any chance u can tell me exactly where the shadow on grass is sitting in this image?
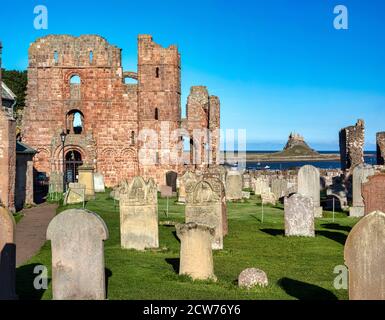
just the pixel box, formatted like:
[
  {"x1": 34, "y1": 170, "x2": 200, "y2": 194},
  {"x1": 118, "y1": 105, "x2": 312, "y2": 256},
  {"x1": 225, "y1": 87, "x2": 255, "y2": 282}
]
[
  {"x1": 105, "y1": 268, "x2": 112, "y2": 298},
  {"x1": 316, "y1": 230, "x2": 347, "y2": 245},
  {"x1": 321, "y1": 223, "x2": 352, "y2": 232},
  {"x1": 16, "y1": 263, "x2": 50, "y2": 300},
  {"x1": 172, "y1": 231, "x2": 181, "y2": 244},
  {"x1": 278, "y1": 277, "x2": 338, "y2": 300},
  {"x1": 260, "y1": 228, "x2": 284, "y2": 236},
  {"x1": 165, "y1": 258, "x2": 180, "y2": 274}
]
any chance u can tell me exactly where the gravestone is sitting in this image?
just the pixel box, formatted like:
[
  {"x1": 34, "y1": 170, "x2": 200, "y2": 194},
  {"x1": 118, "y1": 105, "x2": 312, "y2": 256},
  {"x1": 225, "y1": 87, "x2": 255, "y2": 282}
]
[
  {"x1": 362, "y1": 174, "x2": 385, "y2": 215},
  {"x1": 176, "y1": 222, "x2": 216, "y2": 281},
  {"x1": 119, "y1": 177, "x2": 158, "y2": 250},
  {"x1": 261, "y1": 191, "x2": 277, "y2": 206},
  {"x1": 46, "y1": 209, "x2": 109, "y2": 300},
  {"x1": 178, "y1": 171, "x2": 199, "y2": 203},
  {"x1": 64, "y1": 182, "x2": 85, "y2": 205},
  {"x1": 78, "y1": 165, "x2": 95, "y2": 200},
  {"x1": 225, "y1": 170, "x2": 243, "y2": 200},
  {"x1": 0, "y1": 207, "x2": 17, "y2": 300},
  {"x1": 344, "y1": 211, "x2": 385, "y2": 300},
  {"x1": 242, "y1": 173, "x2": 251, "y2": 189},
  {"x1": 271, "y1": 178, "x2": 288, "y2": 200},
  {"x1": 298, "y1": 165, "x2": 322, "y2": 218},
  {"x1": 284, "y1": 193, "x2": 314, "y2": 237},
  {"x1": 94, "y1": 172, "x2": 105, "y2": 193},
  {"x1": 252, "y1": 177, "x2": 270, "y2": 196},
  {"x1": 166, "y1": 171, "x2": 178, "y2": 192},
  {"x1": 186, "y1": 178, "x2": 227, "y2": 249},
  {"x1": 349, "y1": 164, "x2": 375, "y2": 217}
]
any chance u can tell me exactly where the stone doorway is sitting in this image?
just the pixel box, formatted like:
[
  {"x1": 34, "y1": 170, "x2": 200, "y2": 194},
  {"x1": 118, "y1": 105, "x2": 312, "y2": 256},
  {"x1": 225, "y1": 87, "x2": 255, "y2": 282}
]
[{"x1": 65, "y1": 150, "x2": 83, "y2": 183}]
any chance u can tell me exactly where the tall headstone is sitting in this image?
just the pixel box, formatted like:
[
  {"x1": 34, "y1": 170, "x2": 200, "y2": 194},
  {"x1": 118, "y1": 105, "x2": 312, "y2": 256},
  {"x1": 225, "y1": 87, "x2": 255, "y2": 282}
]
[
  {"x1": 166, "y1": 171, "x2": 177, "y2": 192},
  {"x1": 119, "y1": 177, "x2": 159, "y2": 250},
  {"x1": 176, "y1": 222, "x2": 216, "y2": 281},
  {"x1": 362, "y1": 174, "x2": 385, "y2": 215},
  {"x1": 46, "y1": 209, "x2": 109, "y2": 300},
  {"x1": 349, "y1": 164, "x2": 375, "y2": 217},
  {"x1": 186, "y1": 178, "x2": 227, "y2": 249},
  {"x1": 344, "y1": 211, "x2": 385, "y2": 300},
  {"x1": 284, "y1": 193, "x2": 315, "y2": 237},
  {"x1": 78, "y1": 165, "x2": 95, "y2": 200},
  {"x1": 225, "y1": 170, "x2": 243, "y2": 200},
  {"x1": 0, "y1": 207, "x2": 17, "y2": 300},
  {"x1": 94, "y1": 172, "x2": 105, "y2": 193},
  {"x1": 298, "y1": 165, "x2": 322, "y2": 218}
]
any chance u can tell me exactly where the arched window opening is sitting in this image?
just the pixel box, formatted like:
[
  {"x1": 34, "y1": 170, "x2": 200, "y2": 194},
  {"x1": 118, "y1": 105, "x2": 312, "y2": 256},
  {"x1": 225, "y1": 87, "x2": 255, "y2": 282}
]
[
  {"x1": 66, "y1": 110, "x2": 84, "y2": 135},
  {"x1": 54, "y1": 51, "x2": 59, "y2": 64},
  {"x1": 89, "y1": 50, "x2": 93, "y2": 63},
  {"x1": 155, "y1": 67, "x2": 160, "y2": 78},
  {"x1": 155, "y1": 108, "x2": 159, "y2": 120},
  {"x1": 130, "y1": 131, "x2": 135, "y2": 145},
  {"x1": 69, "y1": 75, "x2": 81, "y2": 100}
]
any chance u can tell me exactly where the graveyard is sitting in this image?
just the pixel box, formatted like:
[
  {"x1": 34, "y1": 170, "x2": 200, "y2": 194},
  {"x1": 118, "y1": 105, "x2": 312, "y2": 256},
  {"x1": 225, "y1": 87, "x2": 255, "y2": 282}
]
[{"x1": 14, "y1": 190, "x2": 356, "y2": 300}]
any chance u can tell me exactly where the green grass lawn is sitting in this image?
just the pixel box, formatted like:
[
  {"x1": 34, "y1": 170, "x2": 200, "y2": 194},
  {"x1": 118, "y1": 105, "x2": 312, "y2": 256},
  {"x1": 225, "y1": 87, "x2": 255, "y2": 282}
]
[{"x1": 16, "y1": 190, "x2": 358, "y2": 300}]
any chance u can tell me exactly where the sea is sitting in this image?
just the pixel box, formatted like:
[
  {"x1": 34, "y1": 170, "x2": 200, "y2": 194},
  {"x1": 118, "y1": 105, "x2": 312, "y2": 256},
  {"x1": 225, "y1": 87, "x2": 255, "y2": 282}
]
[{"x1": 243, "y1": 151, "x2": 377, "y2": 171}]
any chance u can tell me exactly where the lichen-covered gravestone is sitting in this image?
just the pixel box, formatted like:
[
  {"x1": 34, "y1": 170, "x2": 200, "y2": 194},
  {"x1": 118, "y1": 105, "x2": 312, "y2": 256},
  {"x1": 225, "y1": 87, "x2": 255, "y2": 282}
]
[
  {"x1": 225, "y1": 170, "x2": 243, "y2": 200},
  {"x1": 362, "y1": 173, "x2": 385, "y2": 215},
  {"x1": 176, "y1": 222, "x2": 216, "y2": 281},
  {"x1": 349, "y1": 164, "x2": 375, "y2": 217},
  {"x1": 298, "y1": 165, "x2": 322, "y2": 217},
  {"x1": 46, "y1": 209, "x2": 109, "y2": 300},
  {"x1": 186, "y1": 178, "x2": 227, "y2": 249},
  {"x1": 271, "y1": 178, "x2": 289, "y2": 199},
  {"x1": 178, "y1": 171, "x2": 199, "y2": 203},
  {"x1": 252, "y1": 177, "x2": 270, "y2": 195},
  {"x1": 0, "y1": 207, "x2": 17, "y2": 300},
  {"x1": 284, "y1": 193, "x2": 315, "y2": 237},
  {"x1": 64, "y1": 182, "x2": 85, "y2": 205},
  {"x1": 238, "y1": 268, "x2": 268, "y2": 289},
  {"x1": 344, "y1": 211, "x2": 385, "y2": 300},
  {"x1": 119, "y1": 177, "x2": 158, "y2": 250}
]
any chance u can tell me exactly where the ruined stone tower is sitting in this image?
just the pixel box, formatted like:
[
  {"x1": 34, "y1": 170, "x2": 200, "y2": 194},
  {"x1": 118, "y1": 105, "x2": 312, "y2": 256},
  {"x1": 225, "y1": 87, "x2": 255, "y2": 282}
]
[
  {"x1": 21, "y1": 35, "x2": 220, "y2": 188},
  {"x1": 339, "y1": 119, "x2": 365, "y2": 173},
  {"x1": 376, "y1": 132, "x2": 385, "y2": 165}
]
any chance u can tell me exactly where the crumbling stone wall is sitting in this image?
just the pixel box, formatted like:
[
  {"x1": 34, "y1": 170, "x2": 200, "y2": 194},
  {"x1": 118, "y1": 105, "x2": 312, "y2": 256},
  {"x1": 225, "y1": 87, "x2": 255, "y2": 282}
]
[
  {"x1": 376, "y1": 132, "x2": 385, "y2": 165},
  {"x1": 21, "y1": 35, "x2": 219, "y2": 187},
  {"x1": 0, "y1": 43, "x2": 16, "y2": 211},
  {"x1": 339, "y1": 119, "x2": 365, "y2": 173}
]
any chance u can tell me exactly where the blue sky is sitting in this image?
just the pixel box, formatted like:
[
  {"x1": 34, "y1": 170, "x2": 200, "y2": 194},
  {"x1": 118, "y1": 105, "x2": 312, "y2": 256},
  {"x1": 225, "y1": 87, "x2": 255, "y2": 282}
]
[{"x1": 1, "y1": 0, "x2": 384, "y2": 150}]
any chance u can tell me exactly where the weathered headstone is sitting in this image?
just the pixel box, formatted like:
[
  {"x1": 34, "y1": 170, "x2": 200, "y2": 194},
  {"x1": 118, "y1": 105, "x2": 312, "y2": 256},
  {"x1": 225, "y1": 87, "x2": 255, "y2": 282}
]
[
  {"x1": 349, "y1": 164, "x2": 375, "y2": 217},
  {"x1": 271, "y1": 178, "x2": 289, "y2": 200},
  {"x1": 284, "y1": 193, "x2": 315, "y2": 237},
  {"x1": 344, "y1": 211, "x2": 385, "y2": 300},
  {"x1": 78, "y1": 165, "x2": 95, "y2": 200},
  {"x1": 261, "y1": 191, "x2": 277, "y2": 206},
  {"x1": 225, "y1": 170, "x2": 243, "y2": 200},
  {"x1": 176, "y1": 222, "x2": 216, "y2": 281},
  {"x1": 46, "y1": 209, "x2": 109, "y2": 300},
  {"x1": 160, "y1": 185, "x2": 172, "y2": 198},
  {"x1": 298, "y1": 165, "x2": 322, "y2": 218},
  {"x1": 94, "y1": 172, "x2": 105, "y2": 193},
  {"x1": 238, "y1": 268, "x2": 268, "y2": 289},
  {"x1": 186, "y1": 178, "x2": 227, "y2": 249},
  {"x1": 64, "y1": 182, "x2": 85, "y2": 205},
  {"x1": 178, "y1": 171, "x2": 199, "y2": 203},
  {"x1": 242, "y1": 173, "x2": 251, "y2": 189},
  {"x1": 252, "y1": 177, "x2": 270, "y2": 196},
  {"x1": 166, "y1": 171, "x2": 178, "y2": 192},
  {"x1": 119, "y1": 177, "x2": 159, "y2": 250},
  {"x1": 362, "y1": 174, "x2": 385, "y2": 215},
  {"x1": 0, "y1": 207, "x2": 17, "y2": 300}
]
